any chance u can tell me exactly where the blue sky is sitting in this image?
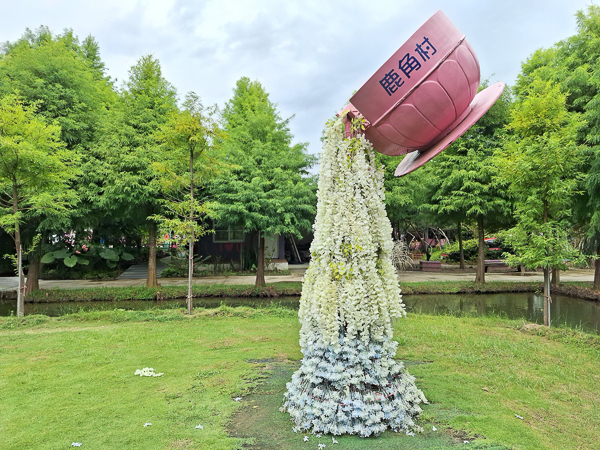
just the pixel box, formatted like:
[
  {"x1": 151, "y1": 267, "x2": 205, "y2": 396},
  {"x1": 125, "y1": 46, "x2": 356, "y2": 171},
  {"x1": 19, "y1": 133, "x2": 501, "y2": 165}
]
[{"x1": 0, "y1": 0, "x2": 595, "y2": 158}]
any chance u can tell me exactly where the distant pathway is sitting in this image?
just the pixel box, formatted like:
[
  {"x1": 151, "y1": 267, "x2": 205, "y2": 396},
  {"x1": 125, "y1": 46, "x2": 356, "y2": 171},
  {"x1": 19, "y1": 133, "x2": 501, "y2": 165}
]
[{"x1": 116, "y1": 260, "x2": 167, "y2": 280}]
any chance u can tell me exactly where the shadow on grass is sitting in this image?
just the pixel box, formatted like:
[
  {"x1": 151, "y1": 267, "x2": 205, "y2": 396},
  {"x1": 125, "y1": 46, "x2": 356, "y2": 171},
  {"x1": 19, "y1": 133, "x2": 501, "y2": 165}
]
[{"x1": 227, "y1": 360, "x2": 510, "y2": 449}]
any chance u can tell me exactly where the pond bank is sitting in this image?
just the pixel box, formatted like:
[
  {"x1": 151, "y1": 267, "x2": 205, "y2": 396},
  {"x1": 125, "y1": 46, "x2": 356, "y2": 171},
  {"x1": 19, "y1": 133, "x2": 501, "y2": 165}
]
[{"x1": 0, "y1": 279, "x2": 597, "y2": 303}]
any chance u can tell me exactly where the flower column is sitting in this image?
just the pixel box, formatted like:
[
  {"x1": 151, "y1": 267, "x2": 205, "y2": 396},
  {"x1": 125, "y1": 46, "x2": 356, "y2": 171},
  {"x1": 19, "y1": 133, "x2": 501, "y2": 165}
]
[{"x1": 282, "y1": 117, "x2": 427, "y2": 437}]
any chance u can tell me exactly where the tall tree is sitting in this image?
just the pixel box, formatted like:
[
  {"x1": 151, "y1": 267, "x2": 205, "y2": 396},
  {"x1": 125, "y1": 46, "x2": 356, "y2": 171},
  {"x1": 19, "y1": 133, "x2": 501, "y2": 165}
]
[
  {"x1": 0, "y1": 27, "x2": 114, "y2": 291},
  {"x1": 83, "y1": 55, "x2": 178, "y2": 288},
  {"x1": 0, "y1": 95, "x2": 77, "y2": 315},
  {"x1": 212, "y1": 77, "x2": 316, "y2": 287},
  {"x1": 427, "y1": 85, "x2": 513, "y2": 282},
  {"x1": 153, "y1": 92, "x2": 223, "y2": 313},
  {"x1": 496, "y1": 79, "x2": 586, "y2": 325},
  {"x1": 515, "y1": 6, "x2": 600, "y2": 287},
  {"x1": 377, "y1": 153, "x2": 439, "y2": 254}
]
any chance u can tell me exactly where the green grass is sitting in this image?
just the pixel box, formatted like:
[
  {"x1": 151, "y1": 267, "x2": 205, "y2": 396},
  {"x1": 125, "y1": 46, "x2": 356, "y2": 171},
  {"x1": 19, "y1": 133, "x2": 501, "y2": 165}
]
[
  {"x1": 1, "y1": 308, "x2": 599, "y2": 449},
  {"x1": 24, "y1": 282, "x2": 303, "y2": 303}
]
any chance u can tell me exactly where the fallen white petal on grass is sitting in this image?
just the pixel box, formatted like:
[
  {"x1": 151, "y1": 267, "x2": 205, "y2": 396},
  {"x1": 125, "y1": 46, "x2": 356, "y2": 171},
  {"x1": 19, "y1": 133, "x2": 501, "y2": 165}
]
[
  {"x1": 332, "y1": 437, "x2": 339, "y2": 444},
  {"x1": 464, "y1": 440, "x2": 469, "y2": 444},
  {"x1": 233, "y1": 397, "x2": 242, "y2": 402},
  {"x1": 143, "y1": 423, "x2": 152, "y2": 427},
  {"x1": 303, "y1": 436, "x2": 309, "y2": 442},
  {"x1": 134, "y1": 367, "x2": 164, "y2": 377},
  {"x1": 515, "y1": 414, "x2": 524, "y2": 420},
  {"x1": 195, "y1": 424, "x2": 204, "y2": 430},
  {"x1": 406, "y1": 431, "x2": 415, "y2": 436},
  {"x1": 432, "y1": 426, "x2": 437, "y2": 431},
  {"x1": 71, "y1": 444, "x2": 82, "y2": 448},
  {"x1": 318, "y1": 444, "x2": 326, "y2": 449}
]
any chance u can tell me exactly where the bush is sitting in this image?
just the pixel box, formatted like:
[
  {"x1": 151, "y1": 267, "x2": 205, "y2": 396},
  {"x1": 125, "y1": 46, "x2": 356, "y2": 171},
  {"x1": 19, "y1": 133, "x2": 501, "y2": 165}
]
[{"x1": 442, "y1": 236, "x2": 515, "y2": 263}]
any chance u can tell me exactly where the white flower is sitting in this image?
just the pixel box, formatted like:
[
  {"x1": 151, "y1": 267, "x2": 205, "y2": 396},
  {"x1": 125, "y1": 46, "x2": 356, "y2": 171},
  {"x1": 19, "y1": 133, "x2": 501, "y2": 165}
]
[
  {"x1": 463, "y1": 440, "x2": 469, "y2": 444},
  {"x1": 303, "y1": 436, "x2": 309, "y2": 442},
  {"x1": 318, "y1": 444, "x2": 326, "y2": 449},
  {"x1": 134, "y1": 367, "x2": 163, "y2": 377},
  {"x1": 234, "y1": 397, "x2": 242, "y2": 402},
  {"x1": 71, "y1": 444, "x2": 82, "y2": 448},
  {"x1": 432, "y1": 426, "x2": 437, "y2": 431},
  {"x1": 143, "y1": 422, "x2": 152, "y2": 427},
  {"x1": 195, "y1": 424, "x2": 203, "y2": 430},
  {"x1": 406, "y1": 431, "x2": 415, "y2": 436},
  {"x1": 332, "y1": 437, "x2": 339, "y2": 444}
]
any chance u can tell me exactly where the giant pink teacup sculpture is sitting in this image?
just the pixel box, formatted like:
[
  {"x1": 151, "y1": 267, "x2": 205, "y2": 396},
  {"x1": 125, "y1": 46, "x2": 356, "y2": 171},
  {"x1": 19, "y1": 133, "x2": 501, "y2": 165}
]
[{"x1": 342, "y1": 10, "x2": 505, "y2": 176}]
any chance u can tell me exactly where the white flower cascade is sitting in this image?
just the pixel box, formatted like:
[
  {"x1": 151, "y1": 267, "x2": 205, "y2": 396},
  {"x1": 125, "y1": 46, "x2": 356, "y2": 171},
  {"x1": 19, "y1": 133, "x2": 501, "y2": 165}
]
[
  {"x1": 299, "y1": 119, "x2": 406, "y2": 348},
  {"x1": 283, "y1": 117, "x2": 427, "y2": 437}
]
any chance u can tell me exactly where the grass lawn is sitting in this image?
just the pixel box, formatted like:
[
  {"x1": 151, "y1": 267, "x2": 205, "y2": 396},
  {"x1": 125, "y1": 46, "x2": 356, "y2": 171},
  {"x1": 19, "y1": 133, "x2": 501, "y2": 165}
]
[{"x1": 1, "y1": 308, "x2": 599, "y2": 449}]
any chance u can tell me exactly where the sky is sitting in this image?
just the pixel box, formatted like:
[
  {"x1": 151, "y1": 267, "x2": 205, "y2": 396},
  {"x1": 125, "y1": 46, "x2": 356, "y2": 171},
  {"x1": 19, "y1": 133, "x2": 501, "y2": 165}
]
[{"x1": 0, "y1": 0, "x2": 596, "y2": 158}]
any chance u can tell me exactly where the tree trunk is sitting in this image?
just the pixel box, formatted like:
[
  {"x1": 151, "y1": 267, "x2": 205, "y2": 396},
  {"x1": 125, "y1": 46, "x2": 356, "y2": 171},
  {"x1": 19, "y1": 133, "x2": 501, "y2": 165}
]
[
  {"x1": 475, "y1": 215, "x2": 485, "y2": 283},
  {"x1": 457, "y1": 221, "x2": 465, "y2": 270},
  {"x1": 13, "y1": 185, "x2": 24, "y2": 316},
  {"x1": 543, "y1": 203, "x2": 550, "y2": 326},
  {"x1": 146, "y1": 221, "x2": 159, "y2": 288},
  {"x1": 551, "y1": 268, "x2": 560, "y2": 286},
  {"x1": 543, "y1": 266, "x2": 550, "y2": 327},
  {"x1": 255, "y1": 232, "x2": 266, "y2": 287},
  {"x1": 25, "y1": 252, "x2": 41, "y2": 294},
  {"x1": 594, "y1": 241, "x2": 600, "y2": 290},
  {"x1": 187, "y1": 150, "x2": 194, "y2": 315}
]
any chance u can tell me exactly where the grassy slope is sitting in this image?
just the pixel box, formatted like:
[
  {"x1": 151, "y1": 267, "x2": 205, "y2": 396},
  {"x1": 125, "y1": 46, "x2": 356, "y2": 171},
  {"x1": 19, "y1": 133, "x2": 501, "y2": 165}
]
[{"x1": 1, "y1": 309, "x2": 599, "y2": 449}]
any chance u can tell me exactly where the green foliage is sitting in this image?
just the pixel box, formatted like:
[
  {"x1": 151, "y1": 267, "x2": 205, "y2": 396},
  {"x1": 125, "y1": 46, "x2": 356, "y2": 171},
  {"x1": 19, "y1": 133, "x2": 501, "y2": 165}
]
[
  {"x1": 0, "y1": 95, "x2": 77, "y2": 248},
  {"x1": 496, "y1": 79, "x2": 587, "y2": 269},
  {"x1": 82, "y1": 55, "x2": 177, "y2": 222},
  {"x1": 376, "y1": 152, "x2": 438, "y2": 231},
  {"x1": 427, "y1": 84, "x2": 513, "y2": 229},
  {"x1": 211, "y1": 77, "x2": 317, "y2": 238},
  {"x1": 23, "y1": 282, "x2": 304, "y2": 303},
  {"x1": 151, "y1": 92, "x2": 224, "y2": 245},
  {"x1": 0, "y1": 27, "x2": 114, "y2": 150}
]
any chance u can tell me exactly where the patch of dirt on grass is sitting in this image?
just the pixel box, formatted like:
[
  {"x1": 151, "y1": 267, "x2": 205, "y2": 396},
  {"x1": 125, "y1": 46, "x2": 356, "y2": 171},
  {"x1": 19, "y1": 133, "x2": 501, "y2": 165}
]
[
  {"x1": 168, "y1": 438, "x2": 194, "y2": 449},
  {"x1": 445, "y1": 428, "x2": 485, "y2": 444},
  {"x1": 521, "y1": 323, "x2": 544, "y2": 332},
  {"x1": 227, "y1": 360, "x2": 489, "y2": 449}
]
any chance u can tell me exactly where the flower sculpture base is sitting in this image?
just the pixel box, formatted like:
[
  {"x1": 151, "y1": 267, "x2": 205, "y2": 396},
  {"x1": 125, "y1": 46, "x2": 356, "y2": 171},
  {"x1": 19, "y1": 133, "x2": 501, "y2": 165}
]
[{"x1": 282, "y1": 117, "x2": 426, "y2": 437}]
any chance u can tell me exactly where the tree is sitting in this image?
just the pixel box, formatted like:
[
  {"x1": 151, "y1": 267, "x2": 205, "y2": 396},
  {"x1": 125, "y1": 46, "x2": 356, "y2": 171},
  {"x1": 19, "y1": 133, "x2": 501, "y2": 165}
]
[
  {"x1": 496, "y1": 79, "x2": 586, "y2": 326},
  {"x1": 515, "y1": 6, "x2": 600, "y2": 287},
  {"x1": 212, "y1": 77, "x2": 316, "y2": 287},
  {"x1": 376, "y1": 153, "x2": 439, "y2": 258},
  {"x1": 83, "y1": 55, "x2": 178, "y2": 288},
  {"x1": 427, "y1": 85, "x2": 513, "y2": 282},
  {"x1": 153, "y1": 92, "x2": 223, "y2": 313},
  {"x1": 0, "y1": 27, "x2": 115, "y2": 291},
  {"x1": 0, "y1": 95, "x2": 77, "y2": 315}
]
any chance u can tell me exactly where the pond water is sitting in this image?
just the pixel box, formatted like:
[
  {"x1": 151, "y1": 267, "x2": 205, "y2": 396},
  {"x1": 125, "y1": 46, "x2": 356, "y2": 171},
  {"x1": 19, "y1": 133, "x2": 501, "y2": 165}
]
[{"x1": 1, "y1": 293, "x2": 599, "y2": 334}]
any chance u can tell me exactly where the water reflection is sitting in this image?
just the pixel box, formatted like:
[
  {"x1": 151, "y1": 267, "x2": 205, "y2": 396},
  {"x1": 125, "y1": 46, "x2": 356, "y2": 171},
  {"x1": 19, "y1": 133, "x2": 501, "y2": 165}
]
[
  {"x1": 403, "y1": 293, "x2": 600, "y2": 334},
  {"x1": 1, "y1": 293, "x2": 599, "y2": 334}
]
